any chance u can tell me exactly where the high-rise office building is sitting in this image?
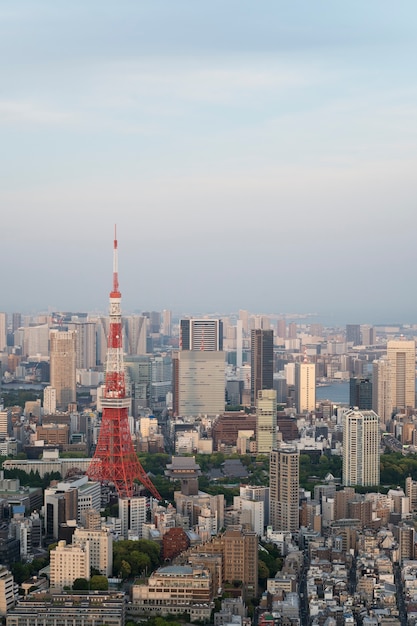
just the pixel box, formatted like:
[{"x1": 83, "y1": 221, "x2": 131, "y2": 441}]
[
  {"x1": 0, "y1": 313, "x2": 7, "y2": 352},
  {"x1": 349, "y1": 377, "x2": 373, "y2": 410},
  {"x1": 277, "y1": 318, "x2": 286, "y2": 340},
  {"x1": 270, "y1": 447, "x2": 299, "y2": 532},
  {"x1": 361, "y1": 325, "x2": 375, "y2": 346},
  {"x1": 180, "y1": 318, "x2": 223, "y2": 351},
  {"x1": 342, "y1": 409, "x2": 380, "y2": 487},
  {"x1": 68, "y1": 321, "x2": 97, "y2": 369},
  {"x1": 372, "y1": 358, "x2": 392, "y2": 425},
  {"x1": 176, "y1": 351, "x2": 225, "y2": 416},
  {"x1": 287, "y1": 322, "x2": 297, "y2": 340},
  {"x1": 25, "y1": 324, "x2": 49, "y2": 358},
  {"x1": 11, "y1": 313, "x2": 21, "y2": 334},
  {"x1": 161, "y1": 309, "x2": 172, "y2": 337},
  {"x1": 50, "y1": 330, "x2": 77, "y2": 410},
  {"x1": 124, "y1": 315, "x2": 147, "y2": 355},
  {"x1": 174, "y1": 318, "x2": 225, "y2": 416},
  {"x1": 295, "y1": 361, "x2": 316, "y2": 413},
  {"x1": 346, "y1": 324, "x2": 361, "y2": 346},
  {"x1": 387, "y1": 339, "x2": 416, "y2": 413},
  {"x1": 256, "y1": 389, "x2": 277, "y2": 454},
  {"x1": 250, "y1": 329, "x2": 273, "y2": 405}
]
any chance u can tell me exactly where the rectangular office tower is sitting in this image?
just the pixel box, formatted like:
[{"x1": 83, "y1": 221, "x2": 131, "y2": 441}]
[
  {"x1": 251, "y1": 329, "x2": 274, "y2": 405},
  {"x1": 50, "y1": 330, "x2": 77, "y2": 411},
  {"x1": 270, "y1": 447, "x2": 299, "y2": 532},
  {"x1": 295, "y1": 361, "x2": 316, "y2": 413},
  {"x1": 349, "y1": 377, "x2": 373, "y2": 410},
  {"x1": 180, "y1": 318, "x2": 223, "y2": 351},
  {"x1": 174, "y1": 318, "x2": 225, "y2": 416},
  {"x1": 342, "y1": 409, "x2": 380, "y2": 487},
  {"x1": 387, "y1": 339, "x2": 416, "y2": 413},
  {"x1": 256, "y1": 389, "x2": 277, "y2": 454}
]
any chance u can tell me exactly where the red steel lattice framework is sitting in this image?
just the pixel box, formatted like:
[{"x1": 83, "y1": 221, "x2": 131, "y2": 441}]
[{"x1": 87, "y1": 229, "x2": 161, "y2": 500}]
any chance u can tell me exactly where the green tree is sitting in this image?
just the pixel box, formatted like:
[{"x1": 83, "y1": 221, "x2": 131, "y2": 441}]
[
  {"x1": 90, "y1": 575, "x2": 108, "y2": 591},
  {"x1": 73, "y1": 578, "x2": 89, "y2": 590},
  {"x1": 258, "y1": 560, "x2": 270, "y2": 581},
  {"x1": 119, "y1": 560, "x2": 131, "y2": 579}
]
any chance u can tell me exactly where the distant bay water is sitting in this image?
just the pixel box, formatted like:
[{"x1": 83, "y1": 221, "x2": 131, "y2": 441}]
[{"x1": 316, "y1": 381, "x2": 349, "y2": 404}]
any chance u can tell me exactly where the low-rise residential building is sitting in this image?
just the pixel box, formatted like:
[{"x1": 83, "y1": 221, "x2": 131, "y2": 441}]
[
  {"x1": 130, "y1": 565, "x2": 213, "y2": 622},
  {"x1": 7, "y1": 592, "x2": 125, "y2": 626}
]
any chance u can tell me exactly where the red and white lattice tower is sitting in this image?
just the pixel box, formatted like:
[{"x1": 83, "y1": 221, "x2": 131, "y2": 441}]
[{"x1": 87, "y1": 229, "x2": 161, "y2": 500}]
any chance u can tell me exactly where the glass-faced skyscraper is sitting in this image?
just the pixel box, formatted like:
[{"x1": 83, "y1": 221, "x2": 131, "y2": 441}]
[{"x1": 250, "y1": 329, "x2": 273, "y2": 405}]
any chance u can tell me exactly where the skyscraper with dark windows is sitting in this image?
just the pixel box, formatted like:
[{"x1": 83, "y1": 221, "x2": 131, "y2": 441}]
[
  {"x1": 346, "y1": 324, "x2": 361, "y2": 346},
  {"x1": 349, "y1": 377, "x2": 373, "y2": 410},
  {"x1": 250, "y1": 329, "x2": 273, "y2": 405}
]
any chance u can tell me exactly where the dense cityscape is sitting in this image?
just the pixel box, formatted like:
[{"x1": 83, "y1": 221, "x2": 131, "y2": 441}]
[
  {"x1": 0, "y1": 235, "x2": 416, "y2": 626},
  {"x1": 3, "y1": 2, "x2": 417, "y2": 625}
]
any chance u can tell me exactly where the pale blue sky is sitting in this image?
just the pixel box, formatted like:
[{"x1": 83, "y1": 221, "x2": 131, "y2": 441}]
[{"x1": 1, "y1": 1, "x2": 417, "y2": 323}]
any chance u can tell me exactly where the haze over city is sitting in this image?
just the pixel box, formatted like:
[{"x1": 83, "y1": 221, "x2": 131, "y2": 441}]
[{"x1": 2, "y1": 1, "x2": 417, "y2": 322}]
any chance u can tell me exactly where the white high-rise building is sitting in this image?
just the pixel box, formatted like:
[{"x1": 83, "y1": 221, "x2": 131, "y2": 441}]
[
  {"x1": 119, "y1": 496, "x2": 147, "y2": 539},
  {"x1": 256, "y1": 389, "x2": 277, "y2": 454},
  {"x1": 387, "y1": 339, "x2": 416, "y2": 413},
  {"x1": 342, "y1": 409, "x2": 380, "y2": 487},
  {"x1": 295, "y1": 361, "x2": 316, "y2": 413},
  {"x1": 73, "y1": 528, "x2": 113, "y2": 576},
  {"x1": 238, "y1": 498, "x2": 264, "y2": 536},
  {"x1": 50, "y1": 540, "x2": 90, "y2": 591},
  {"x1": 24, "y1": 324, "x2": 49, "y2": 358},
  {"x1": 43, "y1": 386, "x2": 57, "y2": 415}
]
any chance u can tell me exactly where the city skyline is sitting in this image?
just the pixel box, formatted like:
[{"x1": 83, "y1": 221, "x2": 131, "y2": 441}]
[{"x1": 2, "y1": 2, "x2": 417, "y2": 320}]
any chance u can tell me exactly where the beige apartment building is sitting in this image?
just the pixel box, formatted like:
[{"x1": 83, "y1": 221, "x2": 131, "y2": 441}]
[
  {"x1": 130, "y1": 565, "x2": 213, "y2": 622},
  {"x1": 49, "y1": 540, "x2": 90, "y2": 591},
  {"x1": 270, "y1": 447, "x2": 300, "y2": 532},
  {"x1": 50, "y1": 330, "x2": 77, "y2": 410}
]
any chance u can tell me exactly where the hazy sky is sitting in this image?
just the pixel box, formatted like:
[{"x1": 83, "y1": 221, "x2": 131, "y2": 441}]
[{"x1": 2, "y1": 1, "x2": 417, "y2": 323}]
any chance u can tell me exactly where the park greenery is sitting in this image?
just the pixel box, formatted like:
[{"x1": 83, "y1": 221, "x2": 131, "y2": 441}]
[
  {"x1": 258, "y1": 541, "x2": 283, "y2": 585},
  {"x1": 1, "y1": 390, "x2": 42, "y2": 408},
  {"x1": 113, "y1": 539, "x2": 161, "y2": 578}
]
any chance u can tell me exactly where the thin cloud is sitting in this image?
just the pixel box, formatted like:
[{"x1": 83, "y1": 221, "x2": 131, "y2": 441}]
[{"x1": 0, "y1": 99, "x2": 76, "y2": 125}]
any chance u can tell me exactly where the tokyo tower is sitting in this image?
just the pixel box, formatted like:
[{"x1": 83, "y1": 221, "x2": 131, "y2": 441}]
[{"x1": 88, "y1": 229, "x2": 161, "y2": 500}]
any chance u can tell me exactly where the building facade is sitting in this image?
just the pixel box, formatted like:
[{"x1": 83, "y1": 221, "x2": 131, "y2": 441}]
[
  {"x1": 387, "y1": 339, "x2": 416, "y2": 413},
  {"x1": 295, "y1": 361, "x2": 316, "y2": 413},
  {"x1": 50, "y1": 330, "x2": 77, "y2": 410},
  {"x1": 250, "y1": 329, "x2": 274, "y2": 405},
  {"x1": 342, "y1": 409, "x2": 380, "y2": 487},
  {"x1": 256, "y1": 389, "x2": 277, "y2": 454},
  {"x1": 270, "y1": 447, "x2": 300, "y2": 532},
  {"x1": 49, "y1": 540, "x2": 90, "y2": 591}
]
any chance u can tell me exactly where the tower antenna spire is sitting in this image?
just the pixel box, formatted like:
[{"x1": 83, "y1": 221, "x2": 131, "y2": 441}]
[
  {"x1": 88, "y1": 229, "x2": 161, "y2": 500},
  {"x1": 112, "y1": 224, "x2": 119, "y2": 296}
]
